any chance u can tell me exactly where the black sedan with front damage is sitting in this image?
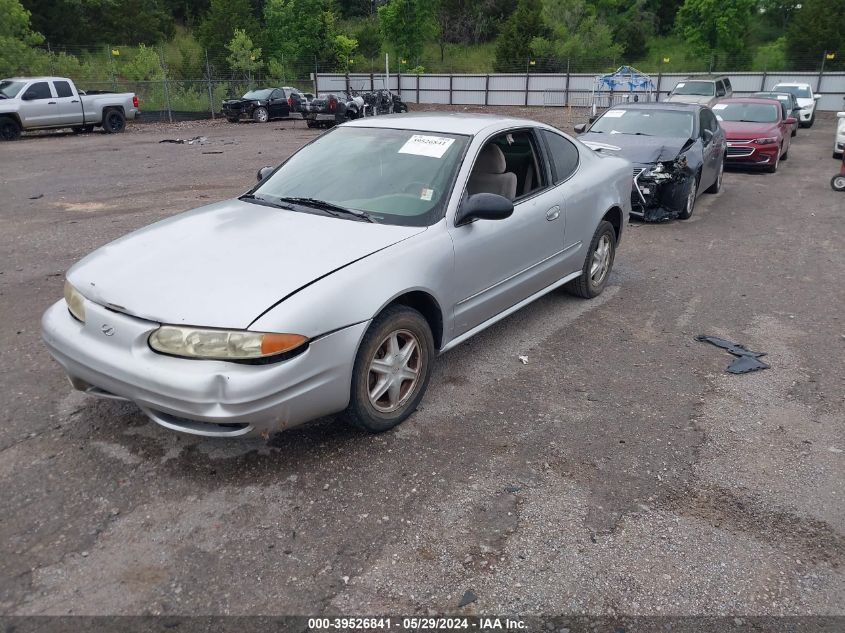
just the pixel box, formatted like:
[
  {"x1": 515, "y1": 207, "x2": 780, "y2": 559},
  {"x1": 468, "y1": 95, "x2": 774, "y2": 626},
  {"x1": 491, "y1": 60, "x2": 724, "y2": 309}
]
[
  {"x1": 575, "y1": 103, "x2": 726, "y2": 221},
  {"x1": 222, "y1": 87, "x2": 303, "y2": 123}
]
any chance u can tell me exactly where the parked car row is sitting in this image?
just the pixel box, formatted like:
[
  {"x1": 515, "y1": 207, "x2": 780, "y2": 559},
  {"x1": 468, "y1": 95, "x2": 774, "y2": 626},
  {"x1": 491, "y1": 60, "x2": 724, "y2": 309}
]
[
  {"x1": 221, "y1": 85, "x2": 410, "y2": 128},
  {"x1": 0, "y1": 76, "x2": 139, "y2": 140}
]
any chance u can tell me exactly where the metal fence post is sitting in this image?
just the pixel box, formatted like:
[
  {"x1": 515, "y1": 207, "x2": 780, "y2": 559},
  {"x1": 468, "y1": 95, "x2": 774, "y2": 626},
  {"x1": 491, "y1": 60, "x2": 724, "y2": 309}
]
[
  {"x1": 448, "y1": 73, "x2": 453, "y2": 105},
  {"x1": 760, "y1": 69, "x2": 767, "y2": 91},
  {"x1": 818, "y1": 51, "x2": 828, "y2": 93},
  {"x1": 205, "y1": 48, "x2": 215, "y2": 119},
  {"x1": 416, "y1": 73, "x2": 420, "y2": 103},
  {"x1": 656, "y1": 72, "x2": 662, "y2": 101},
  {"x1": 47, "y1": 42, "x2": 55, "y2": 76},
  {"x1": 313, "y1": 57, "x2": 318, "y2": 96},
  {"x1": 524, "y1": 59, "x2": 530, "y2": 106},
  {"x1": 484, "y1": 74, "x2": 490, "y2": 106},
  {"x1": 160, "y1": 45, "x2": 172, "y2": 124},
  {"x1": 564, "y1": 59, "x2": 571, "y2": 106}
]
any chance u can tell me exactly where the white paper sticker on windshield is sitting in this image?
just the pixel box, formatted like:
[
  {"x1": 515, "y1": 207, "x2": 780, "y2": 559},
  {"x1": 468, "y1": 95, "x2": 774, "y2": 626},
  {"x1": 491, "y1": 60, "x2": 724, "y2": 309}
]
[
  {"x1": 399, "y1": 134, "x2": 455, "y2": 158},
  {"x1": 676, "y1": 82, "x2": 686, "y2": 88},
  {"x1": 420, "y1": 187, "x2": 434, "y2": 201},
  {"x1": 604, "y1": 110, "x2": 626, "y2": 118},
  {"x1": 712, "y1": 104, "x2": 727, "y2": 110}
]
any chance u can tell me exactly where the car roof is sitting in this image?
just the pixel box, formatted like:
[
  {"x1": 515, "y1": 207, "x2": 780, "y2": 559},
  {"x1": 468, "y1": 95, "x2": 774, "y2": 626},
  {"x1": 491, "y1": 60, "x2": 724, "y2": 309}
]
[
  {"x1": 342, "y1": 112, "x2": 551, "y2": 136},
  {"x1": 681, "y1": 75, "x2": 729, "y2": 81},
  {"x1": 718, "y1": 97, "x2": 782, "y2": 105},
  {"x1": 772, "y1": 82, "x2": 811, "y2": 88},
  {"x1": 4, "y1": 76, "x2": 65, "y2": 82},
  {"x1": 609, "y1": 102, "x2": 702, "y2": 112}
]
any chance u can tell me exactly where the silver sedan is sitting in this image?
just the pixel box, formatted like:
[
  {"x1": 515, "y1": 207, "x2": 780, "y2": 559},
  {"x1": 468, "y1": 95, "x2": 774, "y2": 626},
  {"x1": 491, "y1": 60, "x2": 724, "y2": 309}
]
[{"x1": 42, "y1": 113, "x2": 632, "y2": 438}]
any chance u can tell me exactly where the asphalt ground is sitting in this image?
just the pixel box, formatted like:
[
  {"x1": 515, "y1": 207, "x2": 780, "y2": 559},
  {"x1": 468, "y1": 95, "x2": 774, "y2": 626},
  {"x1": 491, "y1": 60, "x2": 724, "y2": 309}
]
[{"x1": 0, "y1": 109, "x2": 842, "y2": 619}]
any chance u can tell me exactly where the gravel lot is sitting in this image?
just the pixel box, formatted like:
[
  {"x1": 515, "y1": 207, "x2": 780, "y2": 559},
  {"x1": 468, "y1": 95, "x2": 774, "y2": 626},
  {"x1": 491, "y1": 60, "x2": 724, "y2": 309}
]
[{"x1": 0, "y1": 108, "x2": 843, "y2": 619}]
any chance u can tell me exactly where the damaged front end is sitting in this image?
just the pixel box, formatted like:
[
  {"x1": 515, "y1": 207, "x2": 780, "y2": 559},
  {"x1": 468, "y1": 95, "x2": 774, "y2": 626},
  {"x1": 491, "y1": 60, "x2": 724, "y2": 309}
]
[{"x1": 632, "y1": 156, "x2": 695, "y2": 222}]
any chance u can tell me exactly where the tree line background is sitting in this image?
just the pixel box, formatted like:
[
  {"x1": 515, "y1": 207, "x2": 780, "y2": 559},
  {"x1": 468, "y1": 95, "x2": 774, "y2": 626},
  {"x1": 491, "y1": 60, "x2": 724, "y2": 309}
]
[{"x1": 1, "y1": 0, "x2": 843, "y2": 85}]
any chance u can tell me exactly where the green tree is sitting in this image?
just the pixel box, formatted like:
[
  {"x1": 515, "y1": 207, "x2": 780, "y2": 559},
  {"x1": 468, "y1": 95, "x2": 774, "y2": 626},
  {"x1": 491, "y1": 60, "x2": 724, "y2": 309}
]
[
  {"x1": 493, "y1": 0, "x2": 546, "y2": 71},
  {"x1": 675, "y1": 0, "x2": 755, "y2": 70},
  {"x1": 334, "y1": 34, "x2": 358, "y2": 68},
  {"x1": 226, "y1": 27, "x2": 262, "y2": 79},
  {"x1": 378, "y1": 0, "x2": 436, "y2": 66},
  {"x1": 198, "y1": 0, "x2": 259, "y2": 54},
  {"x1": 527, "y1": 0, "x2": 621, "y2": 71},
  {"x1": 785, "y1": 0, "x2": 845, "y2": 70},
  {"x1": 264, "y1": 0, "x2": 338, "y2": 69},
  {"x1": 123, "y1": 43, "x2": 164, "y2": 79},
  {"x1": 354, "y1": 19, "x2": 383, "y2": 60},
  {"x1": 0, "y1": 0, "x2": 44, "y2": 76}
]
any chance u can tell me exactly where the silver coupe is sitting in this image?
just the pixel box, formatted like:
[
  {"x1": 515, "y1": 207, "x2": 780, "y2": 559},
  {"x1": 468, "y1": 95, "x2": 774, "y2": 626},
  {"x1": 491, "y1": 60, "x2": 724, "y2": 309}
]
[{"x1": 42, "y1": 113, "x2": 632, "y2": 438}]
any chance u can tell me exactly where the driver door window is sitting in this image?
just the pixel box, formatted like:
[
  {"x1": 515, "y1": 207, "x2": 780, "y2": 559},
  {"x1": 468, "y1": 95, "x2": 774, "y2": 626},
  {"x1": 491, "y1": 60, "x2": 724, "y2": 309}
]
[
  {"x1": 715, "y1": 81, "x2": 726, "y2": 97},
  {"x1": 24, "y1": 82, "x2": 52, "y2": 100}
]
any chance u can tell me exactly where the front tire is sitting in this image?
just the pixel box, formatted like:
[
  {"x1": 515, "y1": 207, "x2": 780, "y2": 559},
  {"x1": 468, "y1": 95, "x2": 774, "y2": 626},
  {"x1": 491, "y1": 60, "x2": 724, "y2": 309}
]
[
  {"x1": 832, "y1": 174, "x2": 845, "y2": 192},
  {"x1": 676, "y1": 173, "x2": 699, "y2": 219},
  {"x1": 0, "y1": 118, "x2": 22, "y2": 141},
  {"x1": 766, "y1": 148, "x2": 781, "y2": 173},
  {"x1": 102, "y1": 109, "x2": 126, "y2": 133},
  {"x1": 345, "y1": 305, "x2": 435, "y2": 433},
  {"x1": 252, "y1": 107, "x2": 269, "y2": 123},
  {"x1": 566, "y1": 220, "x2": 616, "y2": 299}
]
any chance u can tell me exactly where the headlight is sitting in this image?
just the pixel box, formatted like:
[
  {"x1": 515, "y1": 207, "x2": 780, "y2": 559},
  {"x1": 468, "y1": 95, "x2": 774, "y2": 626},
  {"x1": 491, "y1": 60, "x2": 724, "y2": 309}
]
[
  {"x1": 148, "y1": 326, "x2": 308, "y2": 360},
  {"x1": 646, "y1": 163, "x2": 665, "y2": 175},
  {"x1": 754, "y1": 137, "x2": 778, "y2": 145},
  {"x1": 64, "y1": 280, "x2": 86, "y2": 323}
]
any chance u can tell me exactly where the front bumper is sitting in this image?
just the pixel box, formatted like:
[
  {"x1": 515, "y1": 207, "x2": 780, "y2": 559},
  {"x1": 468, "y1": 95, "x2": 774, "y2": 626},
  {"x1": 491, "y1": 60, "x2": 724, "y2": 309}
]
[
  {"x1": 41, "y1": 300, "x2": 368, "y2": 438},
  {"x1": 799, "y1": 108, "x2": 814, "y2": 122},
  {"x1": 725, "y1": 141, "x2": 779, "y2": 167}
]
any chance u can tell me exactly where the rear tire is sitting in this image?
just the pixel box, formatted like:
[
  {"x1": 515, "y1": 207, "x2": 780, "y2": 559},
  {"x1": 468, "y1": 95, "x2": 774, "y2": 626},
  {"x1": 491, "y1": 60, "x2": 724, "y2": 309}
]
[
  {"x1": 705, "y1": 157, "x2": 724, "y2": 194},
  {"x1": 832, "y1": 175, "x2": 845, "y2": 192},
  {"x1": 252, "y1": 107, "x2": 269, "y2": 123},
  {"x1": 344, "y1": 305, "x2": 434, "y2": 433},
  {"x1": 102, "y1": 109, "x2": 126, "y2": 134},
  {"x1": 0, "y1": 118, "x2": 22, "y2": 141},
  {"x1": 566, "y1": 220, "x2": 616, "y2": 299}
]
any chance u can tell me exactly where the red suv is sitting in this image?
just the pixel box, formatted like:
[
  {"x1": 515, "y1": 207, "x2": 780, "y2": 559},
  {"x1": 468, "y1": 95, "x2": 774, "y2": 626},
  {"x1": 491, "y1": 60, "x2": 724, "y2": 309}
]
[{"x1": 713, "y1": 97, "x2": 796, "y2": 173}]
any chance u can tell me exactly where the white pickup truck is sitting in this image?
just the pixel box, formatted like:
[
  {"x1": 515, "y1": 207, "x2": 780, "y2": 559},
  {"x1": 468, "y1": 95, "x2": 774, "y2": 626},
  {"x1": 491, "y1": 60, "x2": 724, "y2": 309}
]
[{"x1": 0, "y1": 76, "x2": 140, "y2": 140}]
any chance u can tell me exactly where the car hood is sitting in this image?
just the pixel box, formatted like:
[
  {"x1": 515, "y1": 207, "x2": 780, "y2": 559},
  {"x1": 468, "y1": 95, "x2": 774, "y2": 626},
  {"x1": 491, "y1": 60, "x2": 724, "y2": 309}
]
[
  {"x1": 794, "y1": 97, "x2": 814, "y2": 108},
  {"x1": 719, "y1": 120, "x2": 779, "y2": 138},
  {"x1": 665, "y1": 94, "x2": 713, "y2": 105},
  {"x1": 579, "y1": 133, "x2": 691, "y2": 165},
  {"x1": 67, "y1": 199, "x2": 425, "y2": 329}
]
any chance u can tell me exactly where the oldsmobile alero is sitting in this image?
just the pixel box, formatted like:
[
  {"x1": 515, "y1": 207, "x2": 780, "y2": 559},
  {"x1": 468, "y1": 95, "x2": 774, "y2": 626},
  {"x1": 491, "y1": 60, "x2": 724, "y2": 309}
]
[{"x1": 42, "y1": 113, "x2": 632, "y2": 438}]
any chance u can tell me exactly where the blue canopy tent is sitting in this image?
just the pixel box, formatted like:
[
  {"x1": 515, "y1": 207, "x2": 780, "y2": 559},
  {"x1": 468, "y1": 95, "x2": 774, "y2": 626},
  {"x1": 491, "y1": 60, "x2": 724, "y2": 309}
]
[{"x1": 591, "y1": 65, "x2": 655, "y2": 115}]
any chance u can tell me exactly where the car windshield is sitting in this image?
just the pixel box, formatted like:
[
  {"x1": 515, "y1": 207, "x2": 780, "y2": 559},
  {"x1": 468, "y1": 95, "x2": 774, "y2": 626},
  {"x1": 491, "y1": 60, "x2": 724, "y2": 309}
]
[
  {"x1": 774, "y1": 85, "x2": 811, "y2": 99},
  {"x1": 713, "y1": 102, "x2": 779, "y2": 123},
  {"x1": 242, "y1": 89, "x2": 273, "y2": 100},
  {"x1": 0, "y1": 80, "x2": 25, "y2": 98},
  {"x1": 672, "y1": 81, "x2": 715, "y2": 96},
  {"x1": 590, "y1": 109, "x2": 694, "y2": 138},
  {"x1": 252, "y1": 126, "x2": 469, "y2": 227}
]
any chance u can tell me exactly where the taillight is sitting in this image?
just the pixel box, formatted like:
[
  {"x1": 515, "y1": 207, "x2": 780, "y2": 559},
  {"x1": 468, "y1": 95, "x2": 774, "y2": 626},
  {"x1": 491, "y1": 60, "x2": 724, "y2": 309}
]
[
  {"x1": 329, "y1": 98, "x2": 337, "y2": 112},
  {"x1": 132, "y1": 95, "x2": 139, "y2": 108},
  {"x1": 288, "y1": 96, "x2": 293, "y2": 107}
]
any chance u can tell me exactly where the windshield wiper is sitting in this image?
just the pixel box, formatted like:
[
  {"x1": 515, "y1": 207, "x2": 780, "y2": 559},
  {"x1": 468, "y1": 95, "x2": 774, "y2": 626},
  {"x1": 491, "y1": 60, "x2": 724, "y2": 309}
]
[
  {"x1": 277, "y1": 197, "x2": 375, "y2": 222},
  {"x1": 238, "y1": 193, "x2": 294, "y2": 209}
]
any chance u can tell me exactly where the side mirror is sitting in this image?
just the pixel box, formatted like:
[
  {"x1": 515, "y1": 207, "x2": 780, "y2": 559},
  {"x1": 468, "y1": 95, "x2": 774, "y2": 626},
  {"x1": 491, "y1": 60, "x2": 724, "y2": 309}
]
[
  {"x1": 702, "y1": 128, "x2": 714, "y2": 143},
  {"x1": 814, "y1": 94, "x2": 821, "y2": 101},
  {"x1": 574, "y1": 123, "x2": 587, "y2": 134},
  {"x1": 257, "y1": 166, "x2": 274, "y2": 182},
  {"x1": 21, "y1": 92, "x2": 35, "y2": 101},
  {"x1": 455, "y1": 193, "x2": 514, "y2": 227},
  {"x1": 785, "y1": 117, "x2": 797, "y2": 125}
]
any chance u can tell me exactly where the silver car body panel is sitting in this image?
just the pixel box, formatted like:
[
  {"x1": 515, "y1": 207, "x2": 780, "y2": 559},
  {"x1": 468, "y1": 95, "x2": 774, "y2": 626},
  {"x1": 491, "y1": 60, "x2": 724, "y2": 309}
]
[{"x1": 43, "y1": 113, "x2": 632, "y2": 437}]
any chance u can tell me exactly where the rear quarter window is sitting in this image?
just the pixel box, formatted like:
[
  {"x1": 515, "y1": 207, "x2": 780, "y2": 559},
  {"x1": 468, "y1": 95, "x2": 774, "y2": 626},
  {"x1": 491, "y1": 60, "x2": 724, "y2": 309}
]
[
  {"x1": 54, "y1": 81, "x2": 73, "y2": 98},
  {"x1": 542, "y1": 130, "x2": 579, "y2": 183}
]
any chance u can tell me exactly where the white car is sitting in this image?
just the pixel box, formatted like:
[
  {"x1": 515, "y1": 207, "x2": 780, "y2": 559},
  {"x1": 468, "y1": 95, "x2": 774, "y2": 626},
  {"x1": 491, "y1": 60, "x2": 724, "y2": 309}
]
[
  {"x1": 771, "y1": 82, "x2": 821, "y2": 128},
  {"x1": 834, "y1": 111, "x2": 845, "y2": 159}
]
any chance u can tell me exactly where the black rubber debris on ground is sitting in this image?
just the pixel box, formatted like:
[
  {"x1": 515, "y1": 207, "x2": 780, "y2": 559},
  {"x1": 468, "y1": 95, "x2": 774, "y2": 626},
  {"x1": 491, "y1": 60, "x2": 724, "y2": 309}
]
[
  {"x1": 696, "y1": 335, "x2": 771, "y2": 374},
  {"x1": 28, "y1": 194, "x2": 43, "y2": 200},
  {"x1": 458, "y1": 590, "x2": 478, "y2": 607}
]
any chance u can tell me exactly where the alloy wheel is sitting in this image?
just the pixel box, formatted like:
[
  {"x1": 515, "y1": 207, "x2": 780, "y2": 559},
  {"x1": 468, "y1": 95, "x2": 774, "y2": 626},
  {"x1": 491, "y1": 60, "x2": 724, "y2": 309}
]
[
  {"x1": 367, "y1": 329, "x2": 423, "y2": 413},
  {"x1": 590, "y1": 234, "x2": 612, "y2": 285},
  {"x1": 686, "y1": 180, "x2": 697, "y2": 215}
]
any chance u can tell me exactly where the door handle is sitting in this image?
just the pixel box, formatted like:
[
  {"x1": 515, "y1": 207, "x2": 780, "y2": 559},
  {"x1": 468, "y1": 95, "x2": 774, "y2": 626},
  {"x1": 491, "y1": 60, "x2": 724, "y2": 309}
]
[
  {"x1": 546, "y1": 205, "x2": 561, "y2": 221},
  {"x1": 71, "y1": 99, "x2": 79, "y2": 103},
  {"x1": 48, "y1": 101, "x2": 56, "y2": 105}
]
